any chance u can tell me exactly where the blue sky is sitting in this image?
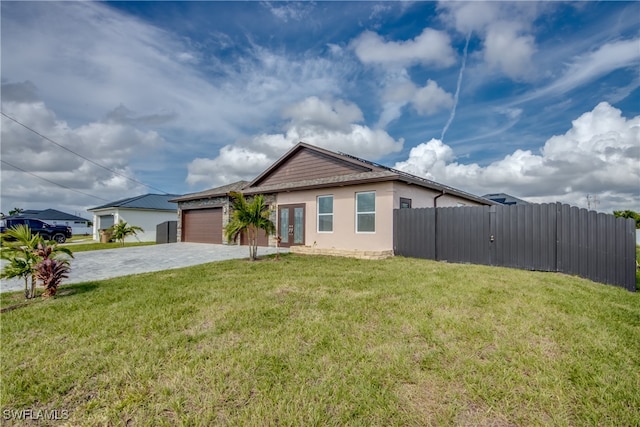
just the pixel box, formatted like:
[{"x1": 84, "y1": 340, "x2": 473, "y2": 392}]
[{"x1": 1, "y1": 1, "x2": 639, "y2": 217}]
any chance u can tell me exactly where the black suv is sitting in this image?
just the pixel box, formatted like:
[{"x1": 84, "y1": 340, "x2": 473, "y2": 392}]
[{"x1": 0, "y1": 218, "x2": 73, "y2": 243}]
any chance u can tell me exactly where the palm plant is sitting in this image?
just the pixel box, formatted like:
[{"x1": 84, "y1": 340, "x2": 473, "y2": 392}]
[
  {"x1": 1, "y1": 224, "x2": 43, "y2": 298},
  {"x1": 0, "y1": 224, "x2": 73, "y2": 298},
  {"x1": 224, "y1": 192, "x2": 275, "y2": 261},
  {"x1": 0, "y1": 252, "x2": 39, "y2": 299},
  {"x1": 109, "y1": 221, "x2": 144, "y2": 246}
]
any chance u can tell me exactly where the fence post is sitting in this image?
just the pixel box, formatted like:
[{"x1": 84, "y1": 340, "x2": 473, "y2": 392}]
[{"x1": 489, "y1": 205, "x2": 497, "y2": 266}]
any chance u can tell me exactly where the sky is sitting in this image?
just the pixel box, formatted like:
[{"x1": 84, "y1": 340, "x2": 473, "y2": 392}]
[{"x1": 1, "y1": 1, "x2": 639, "y2": 219}]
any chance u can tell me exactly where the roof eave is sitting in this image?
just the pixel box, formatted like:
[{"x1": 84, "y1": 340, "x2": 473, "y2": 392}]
[
  {"x1": 170, "y1": 193, "x2": 228, "y2": 203},
  {"x1": 243, "y1": 175, "x2": 398, "y2": 195}
]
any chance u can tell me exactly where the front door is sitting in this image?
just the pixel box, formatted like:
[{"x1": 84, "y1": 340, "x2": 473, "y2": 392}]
[{"x1": 278, "y1": 204, "x2": 305, "y2": 247}]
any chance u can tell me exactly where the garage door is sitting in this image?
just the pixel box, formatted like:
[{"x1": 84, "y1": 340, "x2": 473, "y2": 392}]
[{"x1": 182, "y1": 208, "x2": 223, "y2": 244}]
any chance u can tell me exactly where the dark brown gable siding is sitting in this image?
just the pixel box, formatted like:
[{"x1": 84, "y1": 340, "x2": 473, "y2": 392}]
[{"x1": 253, "y1": 149, "x2": 371, "y2": 187}]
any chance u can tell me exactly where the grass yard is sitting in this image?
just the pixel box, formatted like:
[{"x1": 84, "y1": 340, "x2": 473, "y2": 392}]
[{"x1": 1, "y1": 255, "x2": 638, "y2": 426}]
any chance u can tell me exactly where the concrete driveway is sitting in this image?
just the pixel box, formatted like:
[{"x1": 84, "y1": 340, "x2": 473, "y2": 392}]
[{"x1": 0, "y1": 243, "x2": 285, "y2": 293}]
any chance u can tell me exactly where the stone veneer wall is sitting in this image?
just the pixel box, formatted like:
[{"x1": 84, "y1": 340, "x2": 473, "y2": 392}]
[{"x1": 289, "y1": 246, "x2": 393, "y2": 260}]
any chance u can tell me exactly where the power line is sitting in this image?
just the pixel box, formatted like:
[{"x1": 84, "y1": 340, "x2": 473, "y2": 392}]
[
  {"x1": 1, "y1": 159, "x2": 111, "y2": 203},
  {"x1": 0, "y1": 111, "x2": 169, "y2": 194}
]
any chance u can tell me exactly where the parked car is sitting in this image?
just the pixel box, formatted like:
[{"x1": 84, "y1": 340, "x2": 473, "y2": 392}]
[{"x1": 0, "y1": 218, "x2": 72, "y2": 243}]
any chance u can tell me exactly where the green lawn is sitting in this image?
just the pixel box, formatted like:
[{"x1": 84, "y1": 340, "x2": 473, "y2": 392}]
[{"x1": 1, "y1": 255, "x2": 638, "y2": 426}]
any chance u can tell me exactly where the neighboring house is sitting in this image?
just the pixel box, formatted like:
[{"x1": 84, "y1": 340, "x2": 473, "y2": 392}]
[
  {"x1": 483, "y1": 193, "x2": 530, "y2": 206},
  {"x1": 172, "y1": 142, "x2": 494, "y2": 258},
  {"x1": 88, "y1": 194, "x2": 179, "y2": 242},
  {"x1": 2, "y1": 209, "x2": 92, "y2": 234}
]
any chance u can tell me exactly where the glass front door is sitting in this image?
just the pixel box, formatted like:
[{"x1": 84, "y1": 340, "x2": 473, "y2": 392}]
[{"x1": 278, "y1": 204, "x2": 305, "y2": 247}]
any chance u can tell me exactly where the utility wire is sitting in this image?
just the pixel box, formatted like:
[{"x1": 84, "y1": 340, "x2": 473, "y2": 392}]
[
  {"x1": 0, "y1": 111, "x2": 169, "y2": 194},
  {"x1": 1, "y1": 159, "x2": 111, "y2": 202}
]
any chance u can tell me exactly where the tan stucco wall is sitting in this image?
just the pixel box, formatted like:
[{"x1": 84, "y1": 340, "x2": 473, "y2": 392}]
[
  {"x1": 275, "y1": 181, "x2": 485, "y2": 253},
  {"x1": 276, "y1": 182, "x2": 396, "y2": 251},
  {"x1": 391, "y1": 182, "x2": 485, "y2": 208}
]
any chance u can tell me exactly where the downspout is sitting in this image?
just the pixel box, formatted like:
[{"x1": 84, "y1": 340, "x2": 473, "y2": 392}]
[{"x1": 434, "y1": 190, "x2": 445, "y2": 260}]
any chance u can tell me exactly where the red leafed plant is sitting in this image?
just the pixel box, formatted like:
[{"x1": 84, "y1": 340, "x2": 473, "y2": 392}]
[{"x1": 34, "y1": 242, "x2": 72, "y2": 297}]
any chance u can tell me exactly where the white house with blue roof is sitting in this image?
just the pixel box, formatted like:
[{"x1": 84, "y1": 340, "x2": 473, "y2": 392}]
[
  {"x1": 3, "y1": 209, "x2": 92, "y2": 235},
  {"x1": 88, "y1": 194, "x2": 178, "y2": 242}
]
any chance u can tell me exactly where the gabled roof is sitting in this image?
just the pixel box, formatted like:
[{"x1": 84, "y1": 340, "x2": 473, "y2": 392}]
[
  {"x1": 247, "y1": 142, "x2": 384, "y2": 188},
  {"x1": 5, "y1": 209, "x2": 90, "y2": 222},
  {"x1": 88, "y1": 194, "x2": 179, "y2": 212},
  {"x1": 170, "y1": 142, "x2": 494, "y2": 206},
  {"x1": 244, "y1": 142, "x2": 494, "y2": 205},
  {"x1": 169, "y1": 181, "x2": 249, "y2": 203}
]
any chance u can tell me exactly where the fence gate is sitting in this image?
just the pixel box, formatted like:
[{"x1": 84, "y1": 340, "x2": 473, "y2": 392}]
[
  {"x1": 156, "y1": 221, "x2": 177, "y2": 244},
  {"x1": 394, "y1": 203, "x2": 636, "y2": 291},
  {"x1": 436, "y1": 206, "x2": 491, "y2": 266}
]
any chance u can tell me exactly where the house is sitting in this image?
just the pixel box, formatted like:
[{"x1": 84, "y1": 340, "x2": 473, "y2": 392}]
[
  {"x1": 2, "y1": 209, "x2": 92, "y2": 234},
  {"x1": 88, "y1": 194, "x2": 179, "y2": 243},
  {"x1": 171, "y1": 142, "x2": 494, "y2": 258},
  {"x1": 482, "y1": 193, "x2": 530, "y2": 206}
]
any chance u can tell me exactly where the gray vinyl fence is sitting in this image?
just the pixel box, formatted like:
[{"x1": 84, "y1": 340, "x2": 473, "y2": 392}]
[{"x1": 394, "y1": 203, "x2": 637, "y2": 291}]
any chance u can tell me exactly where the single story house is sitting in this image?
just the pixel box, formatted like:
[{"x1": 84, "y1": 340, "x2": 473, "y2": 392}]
[
  {"x1": 88, "y1": 194, "x2": 178, "y2": 243},
  {"x1": 2, "y1": 209, "x2": 92, "y2": 235},
  {"x1": 171, "y1": 142, "x2": 494, "y2": 258}
]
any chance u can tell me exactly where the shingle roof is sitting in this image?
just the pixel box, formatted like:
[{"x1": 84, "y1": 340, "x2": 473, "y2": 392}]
[
  {"x1": 169, "y1": 143, "x2": 494, "y2": 206},
  {"x1": 88, "y1": 194, "x2": 179, "y2": 211},
  {"x1": 244, "y1": 143, "x2": 494, "y2": 206},
  {"x1": 169, "y1": 181, "x2": 249, "y2": 203}
]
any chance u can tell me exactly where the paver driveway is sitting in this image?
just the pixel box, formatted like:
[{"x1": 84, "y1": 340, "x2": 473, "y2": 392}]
[{"x1": 0, "y1": 242, "x2": 285, "y2": 293}]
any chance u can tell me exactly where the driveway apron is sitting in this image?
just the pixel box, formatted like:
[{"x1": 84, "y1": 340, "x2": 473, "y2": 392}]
[{"x1": 0, "y1": 243, "x2": 284, "y2": 293}]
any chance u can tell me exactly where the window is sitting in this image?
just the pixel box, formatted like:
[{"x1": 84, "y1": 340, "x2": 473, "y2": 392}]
[
  {"x1": 317, "y1": 195, "x2": 333, "y2": 232},
  {"x1": 400, "y1": 197, "x2": 412, "y2": 209},
  {"x1": 356, "y1": 191, "x2": 375, "y2": 233}
]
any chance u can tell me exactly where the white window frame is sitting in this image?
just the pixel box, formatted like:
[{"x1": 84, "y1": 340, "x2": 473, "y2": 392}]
[
  {"x1": 355, "y1": 191, "x2": 376, "y2": 233},
  {"x1": 317, "y1": 195, "x2": 334, "y2": 233}
]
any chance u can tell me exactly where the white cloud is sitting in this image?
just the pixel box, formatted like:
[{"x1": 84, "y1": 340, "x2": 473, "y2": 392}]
[
  {"x1": 1, "y1": 1, "x2": 356, "y2": 147},
  {"x1": 517, "y1": 38, "x2": 640, "y2": 104},
  {"x1": 483, "y1": 22, "x2": 536, "y2": 81},
  {"x1": 1, "y1": 86, "x2": 164, "y2": 214},
  {"x1": 395, "y1": 102, "x2": 640, "y2": 212},
  {"x1": 186, "y1": 97, "x2": 404, "y2": 188},
  {"x1": 261, "y1": 2, "x2": 312, "y2": 22},
  {"x1": 283, "y1": 96, "x2": 364, "y2": 133},
  {"x1": 412, "y1": 80, "x2": 455, "y2": 116},
  {"x1": 350, "y1": 28, "x2": 456, "y2": 68},
  {"x1": 378, "y1": 79, "x2": 454, "y2": 128},
  {"x1": 438, "y1": 1, "x2": 502, "y2": 34},
  {"x1": 438, "y1": 2, "x2": 541, "y2": 81}
]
